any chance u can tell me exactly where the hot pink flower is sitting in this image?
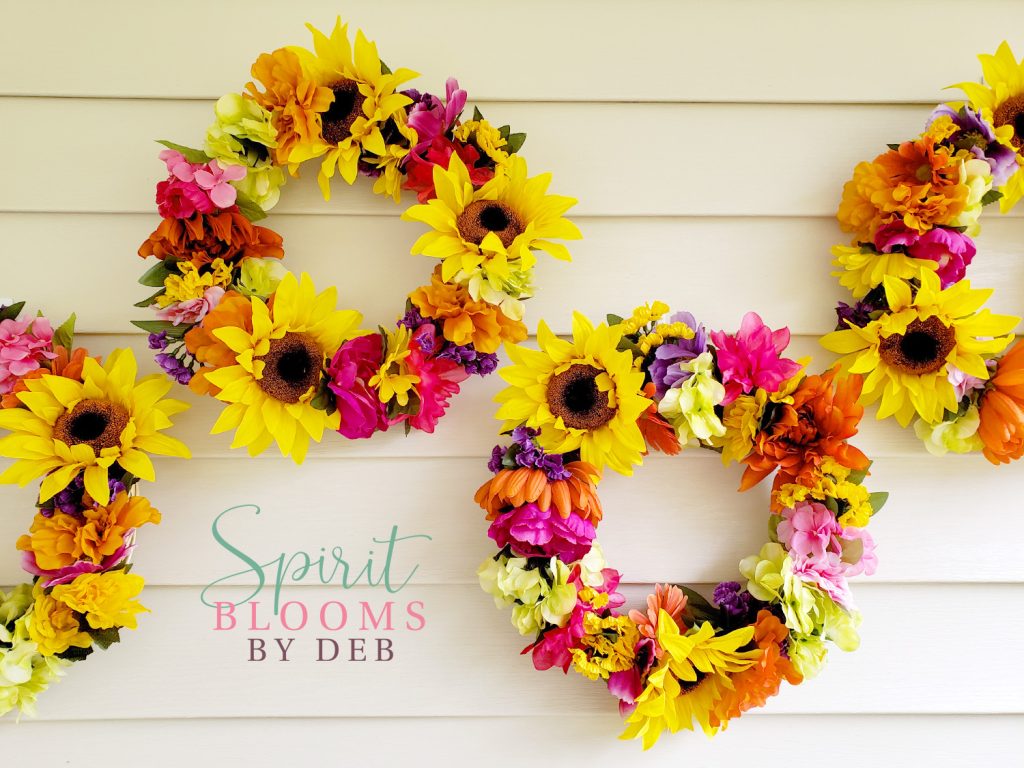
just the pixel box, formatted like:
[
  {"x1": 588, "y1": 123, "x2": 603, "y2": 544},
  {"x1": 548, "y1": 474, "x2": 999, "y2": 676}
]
[
  {"x1": 21, "y1": 539, "x2": 132, "y2": 588},
  {"x1": 155, "y1": 286, "x2": 225, "y2": 326},
  {"x1": 404, "y1": 137, "x2": 493, "y2": 203},
  {"x1": 155, "y1": 150, "x2": 245, "y2": 218},
  {"x1": 327, "y1": 334, "x2": 391, "y2": 440},
  {"x1": 907, "y1": 227, "x2": 976, "y2": 287},
  {"x1": 711, "y1": 312, "x2": 802, "y2": 404},
  {"x1": 777, "y1": 501, "x2": 842, "y2": 562},
  {"x1": 405, "y1": 325, "x2": 467, "y2": 433},
  {"x1": 487, "y1": 503, "x2": 596, "y2": 562},
  {"x1": 407, "y1": 78, "x2": 467, "y2": 154},
  {"x1": 608, "y1": 637, "x2": 656, "y2": 717},
  {"x1": 0, "y1": 317, "x2": 56, "y2": 394},
  {"x1": 193, "y1": 161, "x2": 247, "y2": 209},
  {"x1": 873, "y1": 220, "x2": 918, "y2": 253},
  {"x1": 156, "y1": 178, "x2": 216, "y2": 218}
]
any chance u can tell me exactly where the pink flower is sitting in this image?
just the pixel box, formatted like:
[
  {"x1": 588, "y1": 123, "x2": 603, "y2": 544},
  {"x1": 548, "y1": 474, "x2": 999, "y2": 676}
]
[
  {"x1": 791, "y1": 553, "x2": 855, "y2": 609},
  {"x1": 155, "y1": 150, "x2": 245, "y2": 218},
  {"x1": 327, "y1": 334, "x2": 391, "y2": 440},
  {"x1": 407, "y1": 78, "x2": 467, "y2": 154},
  {"x1": 836, "y1": 526, "x2": 878, "y2": 578},
  {"x1": 948, "y1": 365, "x2": 986, "y2": 401},
  {"x1": 873, "y1": 220, "x2": 918, "y2": 253},
  {"x1": 193, "y1": 161, "x2": 247, "y2": 209},
  {"x1": 906, "y1": 228, "x2": 976, "y2": 287},
  {"x1": 404, "y1": 137, "x2": 493, "y2": 203},
  {"x1": 711, "y1": 312, "x2": 802, "y2": 404},
  {"x1": 0, "y1": 317, "x2": 56, "y2": 394},
  {"x1": 160, "y1": 149, "x2": 198, "y2": 181},
  {"x1": 405, "y1": 325, "x2": 467, "y2": 433},
  {"x1": 155, "y1": 286, "x2": 225, "y2": 326},
  {"x1": 777, "y1": 501, "x2": 841, "y2": 562},
  {"x1": 608, "y1": 637, "x2": 656, "y2": 717},
  {"x1": 21, "y1": 539, "x2": 132, "y2": 588},
  {"x1": 487, "y1": 503, "x2": 596, "y2": 562},
  {"x1": 156, "y1": 178, "x2": 216, "y2": 218}
]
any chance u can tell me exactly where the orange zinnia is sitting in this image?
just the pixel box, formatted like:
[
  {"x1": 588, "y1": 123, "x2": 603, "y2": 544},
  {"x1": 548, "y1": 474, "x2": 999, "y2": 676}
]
[
  {"x1": 979, "y1": 340, "x2": 1024, "y2": 464},
  {"x1": 410, "y1": 270, "x2": 527, "y2": 354},
  {"x1": 184, "y1": 291, "x2": 255, "y2": 396},
  {"x1": 1, "y1": 345, "x2": 91, "y2": 409},
  {"x1": 474, "y1": 461, "x2": 603, "y2": 524},
  {"x1": 741, "y1": 368, "x2": 868, "y2": 491},
  {"x1": 138, "y1": 211, "x2": 284, "y2": 268},
  {"x1": 628, "y1": 583, "x2": 687, "y2": 646}
]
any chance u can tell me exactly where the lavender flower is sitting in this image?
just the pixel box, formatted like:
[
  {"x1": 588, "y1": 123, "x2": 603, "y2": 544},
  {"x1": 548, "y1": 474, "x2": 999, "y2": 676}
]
[
  {"x1": 148, "y1": 331, "x2": 169, "y2": 351},
  {"x1": 647, "y1": 311, "x2": 709, "y2": 396},
  {"x1": 488, "y1": 427, "x2": 571, "y2": 481},
  {"x1": 438, "y1": 343, "x2": 499, "y2": 376},
  {"x1": 928, "y1": 104, "x2": 1019, "y2": 187},
  {"x1": 47, "y1": 474, "x2": 128, "y2": 517},
  {"x1": 155, "y1": 353, "x2": 193, "y2": 384},
  {"x1": 713, "y1": 581, "x2": 760, "y2": 622}
]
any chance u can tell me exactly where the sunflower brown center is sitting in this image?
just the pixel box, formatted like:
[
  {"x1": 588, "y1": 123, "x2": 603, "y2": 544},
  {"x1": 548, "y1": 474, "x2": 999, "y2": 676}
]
[
  {"x1": 547, "y1": 364, "x2": 616, "y2": 431},
  {"x1": 456, "y1": 200, "x2": 523, "y2": 248},
  {"x1": 54, "y1": 400, "x2": 129, "y2": 453},
  {"x1": 322, "y1": 79, "x2": 366, "y2": 145},
  {"x1": 677, "y1": 671, "x2": 709, "y2": 695},
  {"x1": 992, "y1": 93, "x2": 1024, "y2": 150},
  {"x1": 878, "y1": 316, "x2": 956, "y2": 376},
  {"x1": 256, "y1": 332, "x2": 323, "y2": 404}
]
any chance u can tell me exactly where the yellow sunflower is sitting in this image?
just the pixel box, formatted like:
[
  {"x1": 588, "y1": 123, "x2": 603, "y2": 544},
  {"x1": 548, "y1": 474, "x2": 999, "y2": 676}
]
[
  {"x1": 822, "y1": 270, "x2": 1018, "y2": 426},
  {"x1": 495, "y1": 313, "x2": 650, "y2": 476},
  {"x1": 831, "y1": 244, "x2": 937, "y2": 300},
  {"x1": 0, "y1": 349, "x2": 190, "y2": 505},
  {"x1": 205, "y1": 272, "x2": 363, "y2": 463},
  {"x1": 621, "y1": 613, "x2": 759, "y2": 748},
  {"x1": 402, "y1": 152, "x2": 581, "y2": 319},
  {"x1": 953, "y1": 41, "x2": 1024, "y2": 211},
  {"x1": 291, "y1": 18, "x2": 418, "y2": 199}
]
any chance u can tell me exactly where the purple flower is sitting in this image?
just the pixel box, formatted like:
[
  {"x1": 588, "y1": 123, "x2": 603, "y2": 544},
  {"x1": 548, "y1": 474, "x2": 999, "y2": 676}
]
[
  {"x1": 148, "y1": 331, "x2": 169, "y2": 350},
  {"x1": 437, "y1": 343, "x2": 498, "y2": 376},
  {"x1": 489, "y1": 427, "x2": 571, "y2": 481},
  {"x1": 155, "y1": 352, "x2": 193, "y2": 384},
  {"x1": 487, "y1": 502, "x2": 596, "y2": 562},
  {"x1": 836, "y1": 288, "x2": 888, "y2": 329},
  {"x1": 647, "y1": 311, "x2": 709, "y2": 397},
  {"x1": 48, "y1": 474, "x2": 127, "y2": 517},
  {"x1": 929, "y1": 104, "x2": 1019, "y2": 187},
  {"x1": 713, "y1": 581, "x2": 760, "y2": 622},
  {"x1": 488, "y1": 444, "x2": 506, "y2": 473}
]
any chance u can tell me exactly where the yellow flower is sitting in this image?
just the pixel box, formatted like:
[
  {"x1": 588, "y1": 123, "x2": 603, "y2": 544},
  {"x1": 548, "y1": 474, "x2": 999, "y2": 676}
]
[
  {"x1": 621, "y1": 613, "x2": 759, "y2": 747},
  {"x1": 821, "y1": 271, "x2": 1018, "y2": 426},
  {"x1": 0, "y1": 348, "x2": 190, "y2": 505},
  {"x1": 369, "y1": 325, "x2": 420, "y2": 407},
  {"x1": 831, "y1": 244, "x2": 937, "y2": 301},
  {"x1": 371, "y1": 110, "x2": 416, "y2": 202},
  {"x1": 26, "y1": 583, "x2": 92, "y2": 657},
  {"x1": 772, "y1": 457, "x2": 874, "y2": 527},
  {"x1": 403, "y1": 153, "x2": 580, "y2": 317},
  {"x1": 51, "y1": 571, "x2": 147, "y2": 631},
  {"x1": 619, "y1": 301, "x2": 671, "y2": 335},
  {"x1": 571, "y1": 613, "x2": 639, "y2": 681},
  {"x1": 159, "y1": 259, "x2": 232, "y2": 307},
  {"x1": 453, "y1": 119, "x2": 509, "y2": 164},
  {"x1": 292, "y1": 18, "x2": 418, "y2": 199},
  {"x1": 206, "y1": 272, "x2": 363, "y2": 463},
  {"x1": 953, "y1": 41, "x2": 1024, "y2": 212},
  {"x1": 496, "y1": 313, "x2": 650, "y2": 476},
  {"x1": 719, "y1": 390, "x2": 766, "y2": 465}
]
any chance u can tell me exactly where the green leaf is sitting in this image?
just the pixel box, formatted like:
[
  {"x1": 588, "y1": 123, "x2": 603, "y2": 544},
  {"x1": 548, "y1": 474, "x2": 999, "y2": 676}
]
[
  {"x1": 156, "y1": 140, "x2": 211, "y2": 164},
  {"x1": 52, "y1": 313, "x2": 76, "y2": 351},
  {"x1": 868, "y1": 491, "x2": 889, "y2": 515},
  {"x1": 134, "y1": 289, "x2": 166, "y2": 308},
  {"x1": 606, "y1": 313, "x2": 625, "y2": 326},
  {"x1": 233, "y1": 190, "x2": 268, "y2": 222},
  {"x1": 139, "y1": 259, "x2": 175, "y2": 288},
  {"x1": 846, "y1": 465, "x2": 870, "y2": 485},
  {"x1": 472, "y1": 106, "x2": 484, "y2": 122},
  {"x1": 676, "y1": 585, "x2": 720, "y2": 626},
  {"x1": 981, "y1": 188, "x2": 1004, "y2": 207},
  {"x1": 887, "y1": 143, "x2": 901, "y2": 151},
  {"x1": 380, "y1": 60, "x2": 392, "y2": 75},
  {"x1": 497, "y1": 124, "x2": 511, "y2": 140},
  {"x1": 0, "y1": 301, "x2": 25, "y2": 322},
  {"x1": 131, "y1": 320, "x2": 188, "y2": 338},
  {"x1": 91, "y1": 627, "x2": 122, "y2": 650},
  {"x1": 505, "y1": 132, "x2": 527, "y2": 154}
]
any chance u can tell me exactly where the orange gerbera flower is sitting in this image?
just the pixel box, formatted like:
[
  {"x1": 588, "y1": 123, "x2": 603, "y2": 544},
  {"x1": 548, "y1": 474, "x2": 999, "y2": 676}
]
[
  {"x1": 638, "y1": 382, "x2": 681, "y2": 455},
  {"x1": 979, "y1": 340, "x2": 1024, "y2": 464},
  {"x1": 409, "y1": 270, "x2": 527, "y2": 354},
  {"x1": 474, "y1": 461, "x2": 603, "y2": 524},
  {"x1": 712, "y1": 610, "x2": 802, "y2": 725},
  {"x1": 184, "y1": 291, "x2": 255, "y2": 396},
  {"x1": 1, "y1": 345, "x2": 91, "y2": 409},
  {"x1": 741, "y1": 368, "x2": 869, "y2": 491},
  {"x1": 246, "y1": 47, "x2": 333, "y2": 167},
  {"x1": 628, "y1": 583, "x2": 687, "y2": 646},
  {"x1": 138, "y1": 211, "x2": 284, "y2": 268}
]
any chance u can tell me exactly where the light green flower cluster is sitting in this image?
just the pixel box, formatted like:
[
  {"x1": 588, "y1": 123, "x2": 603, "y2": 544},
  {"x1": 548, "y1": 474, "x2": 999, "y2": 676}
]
[
  {"x1": 478, "y1": 555, "x2": 577, "y2": 636},
  {"x1": 914, "y1": 405, "x2": 984, "y2": 456},
  {"x1": 657, "y1": 351, "x2": 726, "y2": 443},
  {"x1": 237, "y1": 258, "x2": 288, "y2": 299},
  {"x1": 205, "y1": 93, "x2": 287, "y2": 211},
  {"x1": 0, "y1": 584, "x2": 69, "y2": 718}
]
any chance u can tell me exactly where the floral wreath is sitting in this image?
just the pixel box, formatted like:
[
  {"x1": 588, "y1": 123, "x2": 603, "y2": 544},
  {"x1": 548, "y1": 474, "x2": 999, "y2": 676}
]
[
  {"x1": 134, "y1": 18, "x2": 579, "y2": 462},
  {"x1": 476, "y1": 304, "x2": 885, "y2": 748},
  {"x1": 823, "y1": 41, "x2": 1024, "y2": 463},
  {"x1": 0, "y1": 300, "x2": 190, "y2": 717}
]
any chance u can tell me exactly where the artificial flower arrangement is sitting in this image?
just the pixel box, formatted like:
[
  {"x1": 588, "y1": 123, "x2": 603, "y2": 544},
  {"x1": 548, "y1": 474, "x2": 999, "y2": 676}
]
[
  {"x1": 477, "y1": 304, "x2": 884, "y2": 748},
  {"x1": 134, "y1": 18, "x2": 580, "y2": 463},
  {"x1": 0, "y1": 300, "x2": 190, "y2": 716},
  {"x1": 824, "y1": 42, "x2": 1024, "y2": 463}
]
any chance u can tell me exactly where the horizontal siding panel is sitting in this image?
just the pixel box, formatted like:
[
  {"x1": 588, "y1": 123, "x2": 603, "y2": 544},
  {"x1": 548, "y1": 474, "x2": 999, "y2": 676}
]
[
  {"x1": 6, "y1": 214, "x2": 1024, "y2": 338},
  {"x1": 2, "y1": 1, "x2": 1022, "y2": 104},
  {"x1": 2, "y1": 583, "x2": 1020, "y2": 720}
]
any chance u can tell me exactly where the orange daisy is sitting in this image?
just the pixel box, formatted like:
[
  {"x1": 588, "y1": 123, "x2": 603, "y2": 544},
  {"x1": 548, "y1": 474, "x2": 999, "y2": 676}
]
[
  {"x1": 474, "y1": 462, "x2": 603, "y2": 524},
  {"x1": 1, "y1": 345, "x2": 91, "y2": 409},
  {"x1": 628, "y1": 583, "x2": 687, "y2": 645},
  {"x1": 184, "y1": 291, "x2": 255, "y2": 396},
  {"x1": 979, "y1": 340, "x2": 1024, "y2": 464}
]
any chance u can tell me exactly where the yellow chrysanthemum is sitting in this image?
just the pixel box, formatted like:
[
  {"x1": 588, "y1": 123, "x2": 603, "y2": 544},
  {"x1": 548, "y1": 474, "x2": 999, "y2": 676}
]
[
  {"x1": 831, "y1": 244, "x2": 938, "y2": 300},
  {"x1": 453, "y1": 119, "x2": 510, "y2": 165},
  {"x1": 50, "y1": 571, "x2": 146, "y2": 631},
  {"x1": 953, "y1": 41, "x2": 1024, "y2": 212},
  {"x1": 291, "y1": 18, "x2": 418, "y2": 199},
  {"x1": 402, "y1": 152, "x2": 580, "y2": 318},
  {"x1": 570, "y1": 613, "x2": 639, "y2": 681},
  {"x1": 772, "y1": 456, "x2": 874, "y2": 527},
  {"x1": 821, "y1": 271, "x2": 1019, "y2": 426},
  {"x1": 621, "y1": 612, "x2": 760, "y2": 748},
  {"x1": 26, "y1": 583, "x2": 92, "y2": 657},
  {"x1": 719, "y1": 389, "x2": 767, "y2": 465},
  {"x1": 496, "y1": 313, "x2": 650, "y2": 476},
  {"x1": 205, "y1": 272, "x2": 363, "y2": 463},
  {"x1": 0, "y1": 349, "x2": 190, "y2": 505},
  {"x1": 369, "y1": 325, "x2": 420, "y2": 407},
  {"x1": 158, "y1": 259, "x2": 233, "y2": 307}
]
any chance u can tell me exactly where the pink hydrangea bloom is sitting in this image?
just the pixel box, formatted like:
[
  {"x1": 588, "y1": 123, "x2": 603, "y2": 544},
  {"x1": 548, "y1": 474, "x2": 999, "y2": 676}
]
[
  {"x1": 487, "y1": 503, "x2": 596, "y2": 562},
  {"x1": 327, "y1": 334, "x2": 391, "y2": 440},
  {"x1": 836, "y1": 526, "x2": 877, "y2": 578},
  {"x1": 193, "y1": 161, "x2": 246, "y2": 209},
  {"x1": 710, "y1": 312, "x2": 802, "y2": 404},
  {"x1": 405, "y1": 325, "x2": 467, "y2": 433},
  {"x1": 791, "y1": 553, "x2": 855, "y2": 609},
  {"x1": 155, "y1": 286, "x2": 225, "y2": 326},
  {"x1": 155, "y1": 150, "x2": 245, "y2": 218},
  {"x1": 777, "y1": 501, "x2": 841, "y2": 562},
  {"x1": 0, "y1": 317, "x2": 56, "y2": 394}
]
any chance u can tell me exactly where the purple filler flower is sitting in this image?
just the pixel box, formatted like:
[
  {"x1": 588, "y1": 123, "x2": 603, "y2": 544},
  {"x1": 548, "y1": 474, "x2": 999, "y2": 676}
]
[
  {"x1": 48, "y1": 474, "x2": 127, "y2": 518},
  {"x1": 489, "y1": 427, "x2": 572, "y2": 480},
  {"x1": 148, "y1": 331, "x2": 169, "y2": 350},
  {"x1": 713, "y1": 581, "x2": 760, "y2": 622},
  {"x1": 647, "y1": 311, "x2": 709, "y2": 397},
  {"x1": 155, "y1": 353, "x2": 193, "y2": 384},
  {"x1": 929, "y1": 104, "x2": 1019, "y2": 187},
  {"x1": 487, "y1": 502, "x2": 596, "y2": 562}
]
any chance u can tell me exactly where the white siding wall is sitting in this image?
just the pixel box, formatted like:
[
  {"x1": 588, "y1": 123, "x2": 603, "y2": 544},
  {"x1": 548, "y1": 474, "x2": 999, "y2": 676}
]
[{"x1": 1, "y1": 1, "x2": 1022, "y2": 765}]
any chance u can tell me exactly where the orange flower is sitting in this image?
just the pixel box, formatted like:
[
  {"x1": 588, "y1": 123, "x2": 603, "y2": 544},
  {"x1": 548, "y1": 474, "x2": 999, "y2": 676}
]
[
  {"x1": 184, "y1": 290, "x2": 254, "y2": 396},
  {"x1": 741, "y1": 368, "x2": 868, "y2": 491},
  {"x1": 474, "y1": 461, "x2": 603, "y2": 524},
  {"x1": 713, "y1": 610, "x2": 802, "y2": 725},
  {"x1": 246, "y1": 47, "x2": 332, "y2": 167},
  {"x1": 638, "y1": 382, "x2": 681, "y2": 455},
  {"x1": 1, "y1": 345, "x2": 91, "y2": 409},
  {"x1": 628, "y1": 583, "x2": 687, "y2": 646},
  {"x1": 979, "y1": 340, "x2": 1024, "y2": 464},
  {"x1": 138, "y1": 211, "x2": 284, "y2": 268},
  {"x1": 409, "y1": 270, "x2": 527, "y2": 354}
]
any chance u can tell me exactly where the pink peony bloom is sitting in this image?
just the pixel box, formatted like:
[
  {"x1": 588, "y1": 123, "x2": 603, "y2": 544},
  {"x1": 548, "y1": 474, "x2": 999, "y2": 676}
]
[
  {"x1": 193, "y1": 160, "x2": 247, "y2": 209},
  {"x1": 873, "y1": 220, "x2": 918, "y2": 253},
  {"x1": 777, "y1": 501, "x2": 842, "y2": 562},
  {"x1": 791, "y1": 553, "x2": 855, "y2": 610},
  {"x1": 155, "y1": 286, "x2": 225, "y2": 326},
  {"x1": 405, "y1": 325, "x2": 467, "y2": 433},
  {"x1": 327, "y1": 334, "x2": 391, "y2": 440},
  {"x1": 0, "y1": 317, "x2": 56, "y2": 394},
  {"x1": 487, "y1": 503, "x2": 596, "y2": 562},
  {"x1": 711, "y1": 312, "x2": 802, "y2": 404},
  {"x1": 906, "y1": 227, "x2": 976, "y2": 287},
  {"x1": 156, "y1": 177, "x2": 216, "y2": 218}
]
